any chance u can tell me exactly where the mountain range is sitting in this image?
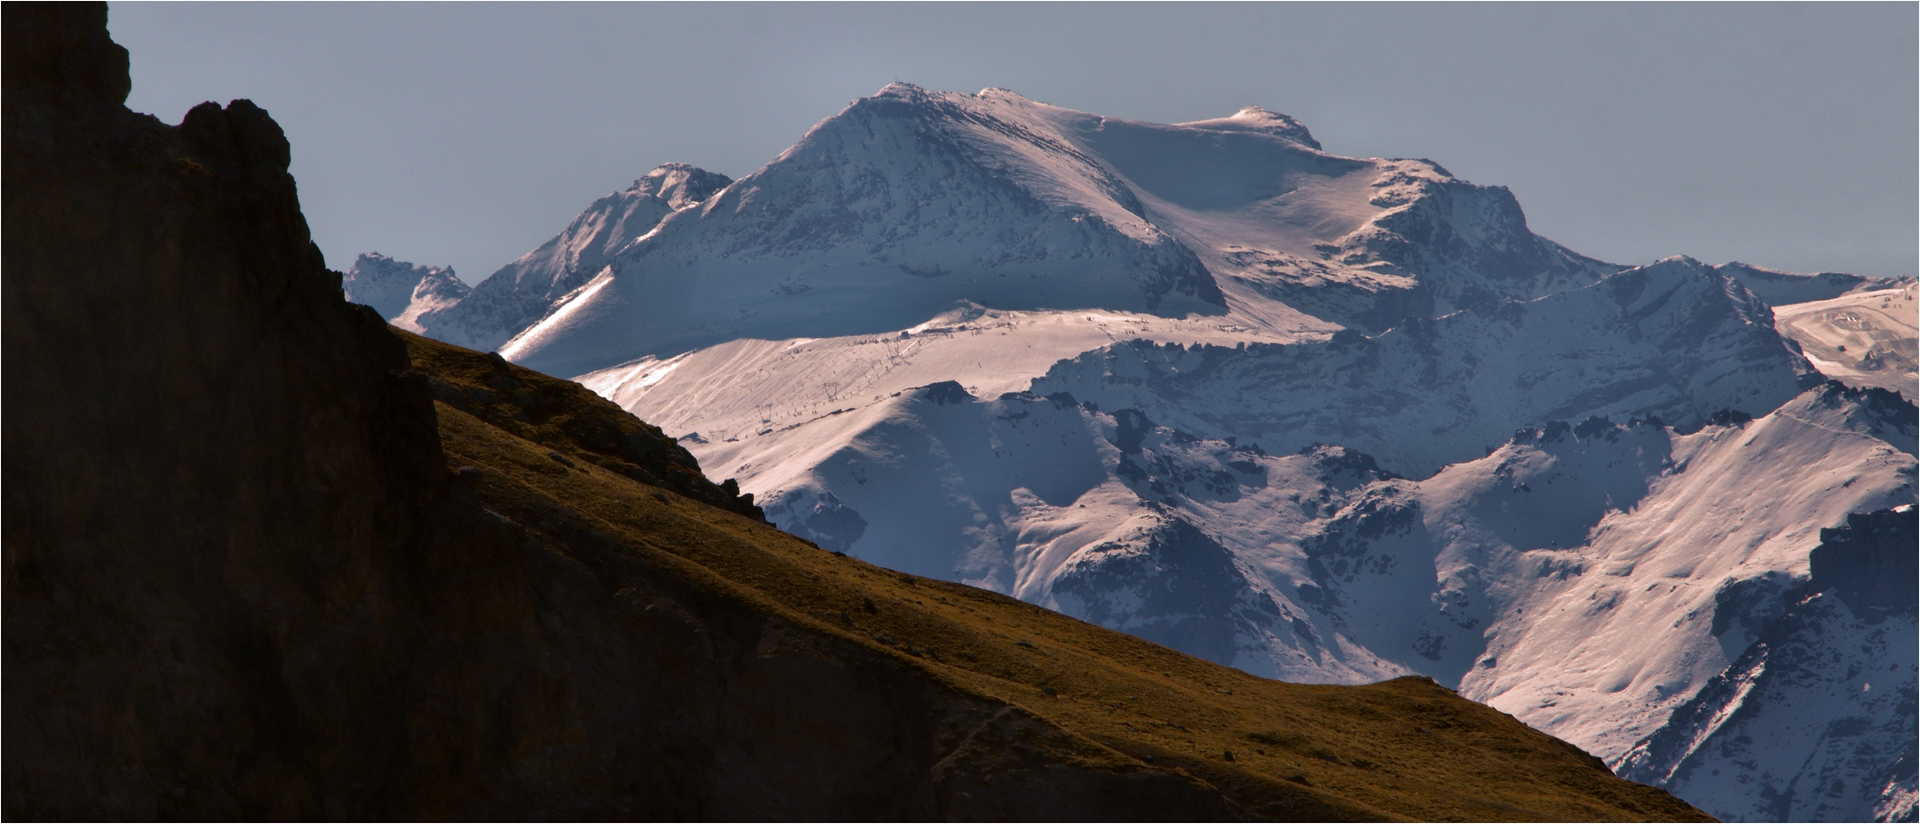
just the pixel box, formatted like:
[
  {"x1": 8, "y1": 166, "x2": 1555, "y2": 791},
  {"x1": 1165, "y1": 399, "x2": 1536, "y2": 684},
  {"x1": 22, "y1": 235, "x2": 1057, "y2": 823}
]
[
  {"x1": 6, "y1": 7, "x2": 1724, "y2": 818},
  {"x1": 356, "y1": 85, "x2": 1918, "y2": 820}
]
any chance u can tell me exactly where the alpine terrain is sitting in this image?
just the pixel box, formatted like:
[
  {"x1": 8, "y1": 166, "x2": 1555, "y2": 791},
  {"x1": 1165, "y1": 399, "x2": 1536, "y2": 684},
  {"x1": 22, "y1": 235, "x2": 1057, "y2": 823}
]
[
  {"x1": 375, "y1": 85, "x2": 1917, "y2": 821},
  {"x1": 7, "y1": 5, "x2": 1723, "y2": 820}
]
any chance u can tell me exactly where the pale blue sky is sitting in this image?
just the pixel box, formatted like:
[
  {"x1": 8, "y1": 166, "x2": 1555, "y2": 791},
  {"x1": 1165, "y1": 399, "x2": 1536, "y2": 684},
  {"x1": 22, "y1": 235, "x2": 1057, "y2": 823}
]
[{"x1": 109, "y1": 2, "x2": 1917, "y2": 284}]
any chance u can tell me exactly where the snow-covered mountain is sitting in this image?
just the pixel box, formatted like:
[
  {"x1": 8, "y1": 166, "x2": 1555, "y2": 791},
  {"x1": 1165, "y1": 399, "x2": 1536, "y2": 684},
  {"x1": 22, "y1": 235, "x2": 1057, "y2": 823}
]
[
  {"x1": 587, "y1": 354, "x2": 1912, "y2": 815},
  {"x1": 339, "y1": 252, "x2": 469, "y2": 332},
  {"x1": 414, "y1": 163, "x2": 733, "y2": 351},
  {"x1": 498, "y1": 84, "x2": 1623, "y2": 377},
  {"x1": 384, "y1": 84, "x2": 1918, "y2": 821},
  {"x1": 1773, "y1": 281, "x2": 1919, "y2": 396}
]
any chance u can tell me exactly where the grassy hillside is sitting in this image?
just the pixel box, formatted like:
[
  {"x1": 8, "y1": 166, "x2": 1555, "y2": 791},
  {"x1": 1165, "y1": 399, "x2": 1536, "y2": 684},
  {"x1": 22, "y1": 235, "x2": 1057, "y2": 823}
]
[{"x1": 405, "y1": 331, "x2": 1709, "y2": 822}]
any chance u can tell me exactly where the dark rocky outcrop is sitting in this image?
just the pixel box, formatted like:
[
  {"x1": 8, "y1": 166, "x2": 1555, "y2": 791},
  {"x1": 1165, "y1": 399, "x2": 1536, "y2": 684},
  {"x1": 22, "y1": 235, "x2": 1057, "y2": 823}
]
[{"x1": 1810, "y1": 505, "x2": 1919, "y2": 623}]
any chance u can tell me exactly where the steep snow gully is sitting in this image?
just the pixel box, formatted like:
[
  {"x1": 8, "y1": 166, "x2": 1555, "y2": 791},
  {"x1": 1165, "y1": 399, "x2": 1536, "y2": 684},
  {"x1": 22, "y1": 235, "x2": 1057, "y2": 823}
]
[{"x1": 353, "y1": 84, "x2": 1918, "y2": 822}]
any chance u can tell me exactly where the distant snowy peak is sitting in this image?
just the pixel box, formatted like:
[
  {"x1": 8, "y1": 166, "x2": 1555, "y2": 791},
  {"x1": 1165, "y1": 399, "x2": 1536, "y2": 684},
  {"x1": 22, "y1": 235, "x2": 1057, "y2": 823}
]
[
  {"x1": 339, "y1": 252, "x2": 469, "y2": 332},
  {"x1": 1174, "y1": 106, "x2": 1323, "y2": 150},
  {"x1": 413, "y1": 163, "x2": 733, "y2": 351},
  {"x1": 630, "y1": 162, "x2": 732, "y2": 210},
  {"x1": 501, "y1": 84, "x2": 1237, "y2": 375},
  {"x1": 470, "y1": 84, "x2": 1652, "y2": 374},
  {"x1": 1715, "y1": 260, "x2": 1911, "y2": 306}
]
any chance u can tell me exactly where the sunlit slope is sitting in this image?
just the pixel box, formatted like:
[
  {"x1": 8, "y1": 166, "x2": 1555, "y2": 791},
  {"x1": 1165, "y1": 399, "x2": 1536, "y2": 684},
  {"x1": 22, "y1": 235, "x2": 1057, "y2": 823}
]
[
  {"x1": 403, "y1": 330, "x2": 1709, "y2": 822},
  {"x1": 1773, "y1": 281, "x2": 1918, "y2": 395}
]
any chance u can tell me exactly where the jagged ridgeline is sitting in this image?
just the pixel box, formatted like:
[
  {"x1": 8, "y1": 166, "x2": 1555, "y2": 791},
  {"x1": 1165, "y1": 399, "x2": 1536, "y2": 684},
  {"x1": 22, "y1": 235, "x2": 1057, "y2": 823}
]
[{"x1": 1, "y1": 4, "x2": 1711, "y2": 819}]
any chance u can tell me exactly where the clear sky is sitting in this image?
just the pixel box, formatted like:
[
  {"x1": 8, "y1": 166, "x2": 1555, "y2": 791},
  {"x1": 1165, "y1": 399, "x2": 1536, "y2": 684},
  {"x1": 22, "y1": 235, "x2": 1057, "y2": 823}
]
[{"x1": 108, "y1": 2, "x2": 1917, "y2": 285}]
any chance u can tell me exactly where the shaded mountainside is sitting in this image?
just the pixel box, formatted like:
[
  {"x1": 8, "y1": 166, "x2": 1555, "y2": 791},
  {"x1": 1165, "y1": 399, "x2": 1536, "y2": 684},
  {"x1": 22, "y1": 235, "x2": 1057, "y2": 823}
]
[
  {"x1": 1618, "y1": 506, "x2": 1918, "y2": 822},
  {"x1": 2, "y1": 5, "x2": 1708, "y2": 820}
]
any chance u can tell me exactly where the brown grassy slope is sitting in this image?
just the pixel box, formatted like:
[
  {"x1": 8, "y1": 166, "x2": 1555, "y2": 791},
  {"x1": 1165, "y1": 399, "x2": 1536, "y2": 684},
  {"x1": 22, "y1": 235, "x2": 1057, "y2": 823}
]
[
  {"x1": 403, "y1": 335, "x2": 763, "y2": 519},
  {"x1": 403, "y1": 331, "x2": 1710, "y2": 823}
]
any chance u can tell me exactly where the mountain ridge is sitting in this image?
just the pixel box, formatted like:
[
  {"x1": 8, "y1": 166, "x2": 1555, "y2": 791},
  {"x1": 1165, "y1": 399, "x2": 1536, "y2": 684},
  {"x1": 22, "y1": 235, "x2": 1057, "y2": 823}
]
[{"x1": 416, "y1": 162, "x2": 735, "y2": 351}]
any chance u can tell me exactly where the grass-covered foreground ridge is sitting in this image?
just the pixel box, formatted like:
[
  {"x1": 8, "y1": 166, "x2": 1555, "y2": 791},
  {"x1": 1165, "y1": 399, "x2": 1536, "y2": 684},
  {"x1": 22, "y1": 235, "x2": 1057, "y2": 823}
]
[{"x1": 405, "y1": 331, "x2": 1709, "y2": 822}]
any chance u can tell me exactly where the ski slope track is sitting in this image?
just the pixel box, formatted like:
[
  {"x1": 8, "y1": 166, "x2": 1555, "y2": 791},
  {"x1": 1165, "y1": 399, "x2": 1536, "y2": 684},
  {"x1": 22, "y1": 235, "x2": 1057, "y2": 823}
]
[
  {"x1": 377, "y1": 84, "x2": 1920, "y2": 822},
  {"x1": 1772, "y1": 281, "x2": 1919, "y2": 396}
]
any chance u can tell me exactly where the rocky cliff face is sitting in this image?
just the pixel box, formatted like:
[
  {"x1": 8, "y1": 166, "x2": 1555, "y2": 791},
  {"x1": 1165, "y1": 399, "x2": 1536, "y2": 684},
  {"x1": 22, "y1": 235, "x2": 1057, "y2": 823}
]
[
  {"x1": 4, "y1": 6, "x2": 1709, "y2": 820},
  {"x1": 6, "y1": 3, "x2": 459, "y2": 814}
]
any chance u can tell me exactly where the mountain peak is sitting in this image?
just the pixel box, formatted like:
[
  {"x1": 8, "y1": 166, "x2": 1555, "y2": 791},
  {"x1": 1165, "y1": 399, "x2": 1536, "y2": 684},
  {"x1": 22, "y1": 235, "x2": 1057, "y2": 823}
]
[
  {"x1": 341, "y1": 252, "x2": 467, "y2": 327},
  {"x1": 1175, "y1": 105, "x2": 1321, "y2": 150},
  {"x1": 629, "y1": 163, "x2": 732, "y2": 210},
  {"x1": 872, "y1": 81, "x2": 929, "y2": 100}
]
